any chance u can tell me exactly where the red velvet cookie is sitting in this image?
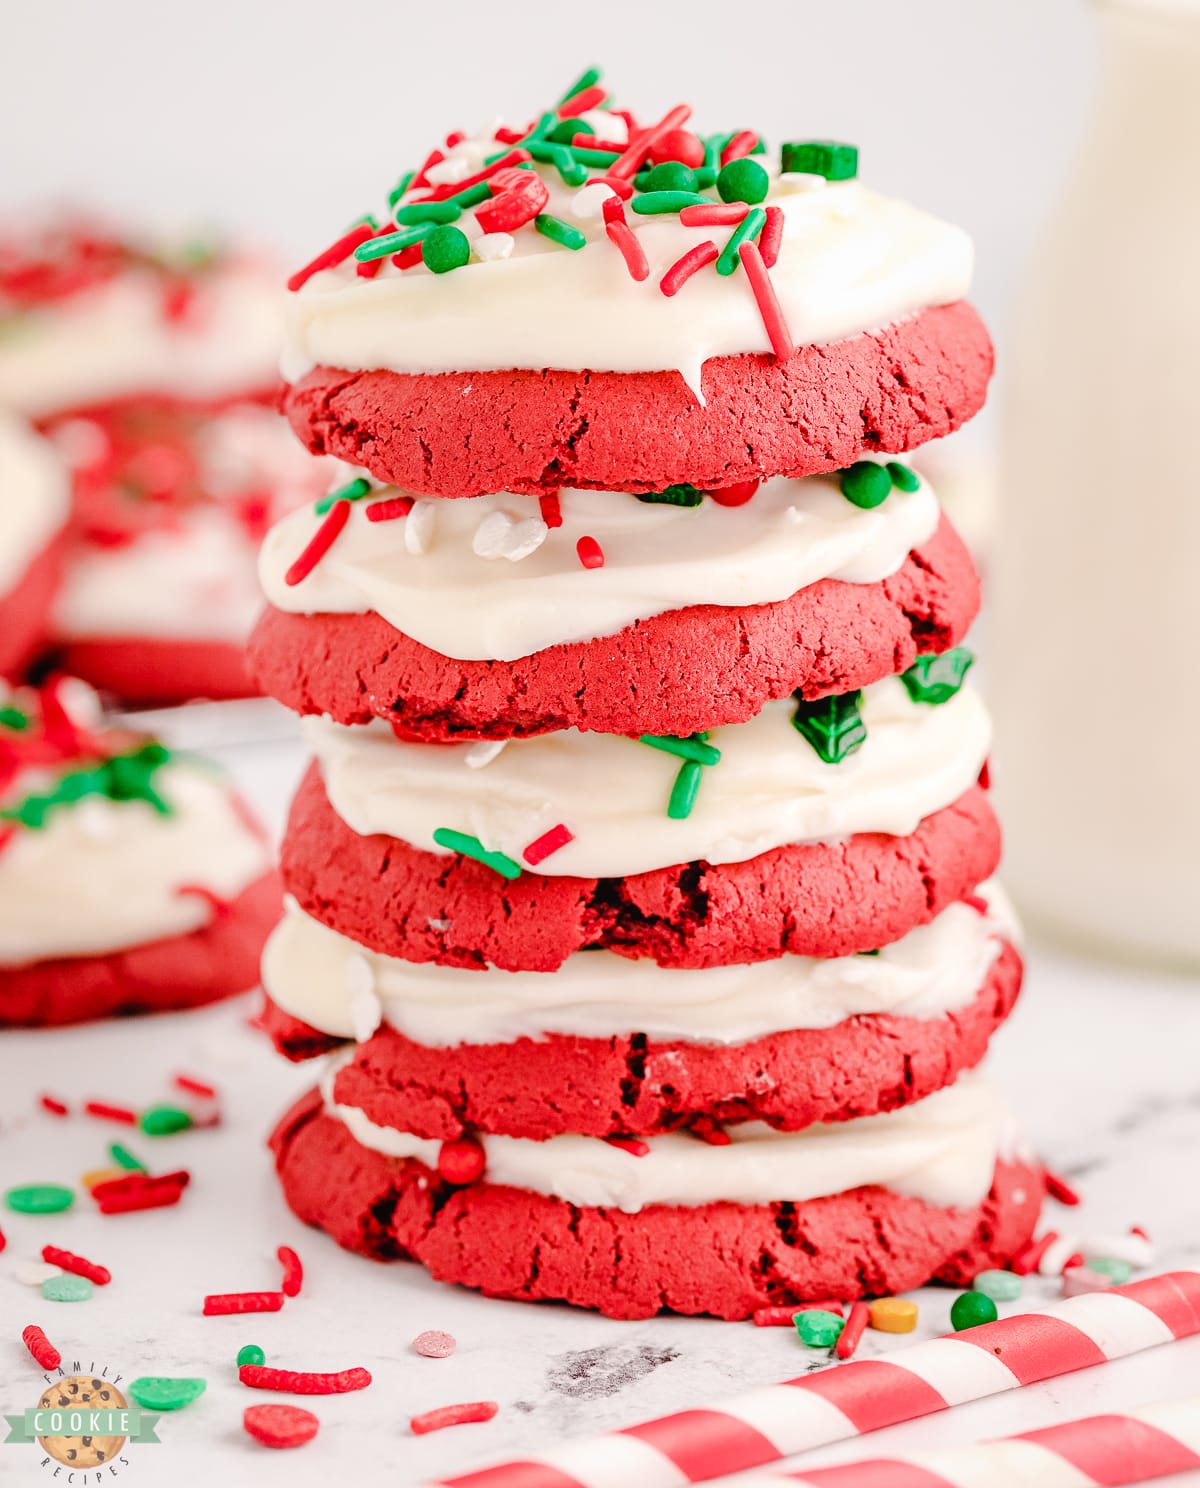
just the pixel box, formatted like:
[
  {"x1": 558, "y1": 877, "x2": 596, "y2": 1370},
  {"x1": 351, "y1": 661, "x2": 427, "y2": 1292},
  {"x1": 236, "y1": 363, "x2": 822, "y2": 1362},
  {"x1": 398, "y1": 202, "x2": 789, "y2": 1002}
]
[
  {"x1": 0, "y1": 868, "x2": 280, "y2": 1027},
  {"x1": 264, "y1": 936, "x2": 1021, "y2": 1138},
  {"x1": 282, "y1": 770, "x2": 999, "y2": 972},
  {"x1": 250, "y1": 513, "x2": 979, "y2": 738},
  {"x1": 271, "y1": 1087, "x2": 1042, "y2": 1320},
  {"x1": 54, "y1": 637, "x2": 254, "y2": 708},
  {"x1": 0, "y1": 529, "x2": 67, "y2": 679},
  {"x1": 284, "y1": 302, "x2": 992, "y2": 500}
]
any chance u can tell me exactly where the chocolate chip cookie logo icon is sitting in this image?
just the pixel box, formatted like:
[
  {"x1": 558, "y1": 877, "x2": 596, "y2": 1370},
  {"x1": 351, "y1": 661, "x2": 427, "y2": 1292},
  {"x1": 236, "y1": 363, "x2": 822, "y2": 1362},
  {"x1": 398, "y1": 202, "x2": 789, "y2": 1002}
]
[{"x1": 4, "y1": 1366, "x2": 160, "y2": 1480}]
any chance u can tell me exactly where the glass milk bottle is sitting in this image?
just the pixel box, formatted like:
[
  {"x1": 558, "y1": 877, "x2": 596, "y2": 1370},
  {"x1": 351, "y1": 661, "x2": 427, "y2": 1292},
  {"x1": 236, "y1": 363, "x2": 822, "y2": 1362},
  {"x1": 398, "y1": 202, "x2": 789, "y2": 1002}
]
[{"x1": 994, "y1": 0, "x2": 1200, "y2": 967}]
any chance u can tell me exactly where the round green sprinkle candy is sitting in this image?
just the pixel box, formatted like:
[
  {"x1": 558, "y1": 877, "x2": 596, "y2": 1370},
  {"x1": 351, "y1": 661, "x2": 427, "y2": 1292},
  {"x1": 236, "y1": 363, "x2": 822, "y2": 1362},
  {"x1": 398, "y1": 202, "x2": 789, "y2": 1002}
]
[
  {"x1": 643, "y1": 162, "x2": 697, "y2": 193},
  {"x1": 129, "y1": 1377, "x2": 207, "y2": 1411},
  {"x1": 717, "y1": 157, "x2": 769, "y2": 205},
  {"x1": 139, "y1": 1104, "x2": 194, "y2": 1137},
  {"x1": 6, "y1": 1183, "x2": 74, "y2": 1214},
  {"x1": 795, "y1": 1309, "x2": 845, "y2": 1348},
  {"x1": 1084, "y1": 1256, "x2": 1133, "y2": 1284},
  {"x1": 972, "y1": 1268, "x2": 1023, "y2": 1302},
  {"x1": 43, "y1": 1273, "x2": 93, "y2": 1302},
  {"x1": 237, "y1": 1344, "x2": 266, "y2": 1369},
  {"x1": 422, "y1": 225, "x2": 471, "y2": 274},
  {"x1": 950, "y1": 1290, "x2": 998, "y2": 1331},
  {"x1": 886, "y1": 461, "x2": 921, "y2": 493},
  {"x1": 839, "y1": 462, "x2": 892, "y2": 510}
]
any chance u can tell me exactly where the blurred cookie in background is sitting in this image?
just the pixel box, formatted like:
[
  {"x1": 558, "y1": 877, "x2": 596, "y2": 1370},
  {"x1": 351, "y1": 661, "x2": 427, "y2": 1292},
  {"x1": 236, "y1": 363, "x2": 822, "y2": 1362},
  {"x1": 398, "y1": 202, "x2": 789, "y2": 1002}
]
[{"x1": 0, "y1": 413, "x2": 70, "y2": 678}]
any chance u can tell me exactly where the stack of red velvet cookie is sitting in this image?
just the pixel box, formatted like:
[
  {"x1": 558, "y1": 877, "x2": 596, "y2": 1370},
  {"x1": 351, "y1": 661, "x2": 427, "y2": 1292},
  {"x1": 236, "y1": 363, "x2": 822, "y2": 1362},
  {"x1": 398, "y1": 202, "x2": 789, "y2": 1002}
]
[{"x1": 251, "y1": 74, "x2": 1044, "y2": 1319}]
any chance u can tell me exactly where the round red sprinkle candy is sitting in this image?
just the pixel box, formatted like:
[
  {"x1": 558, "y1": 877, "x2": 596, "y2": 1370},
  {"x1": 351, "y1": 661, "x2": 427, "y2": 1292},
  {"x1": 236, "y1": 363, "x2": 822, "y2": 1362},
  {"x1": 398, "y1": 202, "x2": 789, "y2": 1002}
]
[
  {"x1": 437, "y1": 1137, "x2": 485, "y2": 1187},
  {"x1": 649, "y1": 128, "x2": 706, "y2": 168},
  {"x1": 709, "y1": 479, "x2": 760, "y2": 507},
  {"x1": 243, "y1": 1404, "x2": 319, "y2": 1450},
  {"x1": 413, "y1": 1330, "x2": 456, "y2": 1358}
]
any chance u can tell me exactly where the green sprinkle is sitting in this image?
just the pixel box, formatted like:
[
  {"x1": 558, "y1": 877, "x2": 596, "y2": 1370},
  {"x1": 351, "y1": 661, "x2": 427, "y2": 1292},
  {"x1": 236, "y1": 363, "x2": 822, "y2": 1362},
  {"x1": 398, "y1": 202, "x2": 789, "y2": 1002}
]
[
  {"x1": 667, "y1": 759, "x2": 703, "y2": 819},
  {"x1": 422, "y1": 224, "x2": 472, "y2": 274},
  {"x1": 973, "y1": 1268, "x2": 1023, "y2": 1302},
  {"x1": 950, "y1": 1290, "x2": 998, "y2": 1331},
  {"x1": 139, "y1": 1104, "x2": 194, "y2": 1137},
  {"x1": 387, "y1": 170, "x2": 416, "y2": 209},
  {"x1": 43, "y1": 1273, "x2": 93, "y2": 1303},
  {"x1": 237, "y1": 1344, "x2": 266, "y2": 1369},
  {"x1": 444, "y1": 179, "x2": 493, "y2": 211},
  {"x1": 534, "y1": 214, "x2": 587, "y2": 250},
  {"x1": 703, "y1": 133, "x2": 729, "y2": 172},
  {"x1": 0, "y1": 744, "x2": 173, "y2": 831},
  {"x1": 129, "y1": 1377, "x2": 207, "y2": 1411},
  {"x1": 795, "y1": 1309, "x2": 845, "y2": 1348},
  {"x1": 780, "y1": 140, "x2": 858, "y2": 181},
  {"x1": 899, "y1": 648, "x2": 975, "y2": 706},
  {"x1": 345, "y1": 213, "x2": 378, "y2": 231},
  {"x1": 394, "y1": 200, "x2": 462, "y2": 226},
  {"x1": 693, "y1": 166, "x2": 718, "y2": 191},
  {"x1": 6, "y1": 1183, "x2": 74, "y2": 1214},
  {"x1": 886, "y1": 461, "x2": 921, "y2": 492},
  {"x1": 641, "y1": 162, "x2": 697, "y2": 193},
  {"x1": 432, "y1": 828, "x2": 522, "y2": 880},
  {"x1": 0, "y1": 705, "x2": 28, "y2": 730},
  {"x1": 635, "y1": 483, "x2": 705, "y2": 507},
  {"x1": 856, "y1": 949, "x2": 881, "y2": 957},
  {"x1": 716, "y1": 206, "x2": 767, "y2": 276},
  {"x1": 315, "y1": 476, "x2": 372, "y2": 515},
  {"x1": 529, "y1": 110, "x2": 559, "y2": 141},
  {"x1": 354, "y1": 224, "x2": 433, "y2": 263},
  {"x1": 525, "y1": 140, "x2": 588, "y2": 185},
  {"x1": 109, "y1": 1142, "x2": 147, "y2": 1172},
  {"x1": 548, "y1": 117, "x2": 594, "y2": 143},
  {"x1": 1084, "y1": 1256, "x2": 1134, "y2": 1284},
  {"x1": 557, "y1": 66, "x2": 602, "y2": 106},
  {"x1": 791, "y1": 690, "x2": 867, "y2": 764},
  {"x1": 639, "y1": 734, "x2": 722, "y2": 767},
  {"x1": 717, "y1": 157, "x2": 769, "y2": 205},
  {"x1": 630, "y1": 190, "x2": 709, "y2": 215},
  {"x1": 838, "y1": 461, "x2": 892, "y2": 509}
]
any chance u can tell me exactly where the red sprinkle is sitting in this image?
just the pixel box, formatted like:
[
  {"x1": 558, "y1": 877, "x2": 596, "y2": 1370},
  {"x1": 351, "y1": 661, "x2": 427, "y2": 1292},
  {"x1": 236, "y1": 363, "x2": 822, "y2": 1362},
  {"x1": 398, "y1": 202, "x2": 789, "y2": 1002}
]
[
  {"x1": 1131, "y1": 1225, "x2": 1152, "y2": 1241},
  {"x1": 91, "y1": 1170, "x2": 191, "y2": 1201},
  {"x1": 204, "y1": 1292, "x2": 286, "y2": 1317},
  {"x1": 240, "y1": 1364, "x2": 372, "y2": 1396},
  {"x1": 278, "y1": 1246, "x2": 304, "y2": 1299},
  {"x1": 95, "y1": 1181, "x2": 188, "y2": 1216},
  {"x1": 22, "y1": 1325, "x2": 61, "y2": 1370},
  {"x1": 962, "y1": 894, "x2": 990, "y2": 916},
  {"x1": 394, "y1": 243, "x2": 424, "y2": 271},
  {"x1": 753, "y1": 1302, "x2": 845, "y2": 1327},
  {"x1": 759, "y1": 206, "x2": 784, "y2": 269},
  {"x1": 558, "y1": 85, "x2": 606, "y2": 118},
  {"x1": 609, "y1": 103, "x2": 693, "y2": 181},
  {"x1": 287, "y1": 223, "x2": 375, "y2": 293},
  {"x1": 413, "y1": 1330, "x2": 456, "y2": 1359},
  {"x1": 284, "y1": 500, "x2": 352, "y2": 587},
  {"x1": 356, "y1": 257, "x2": 384, "y2": 279},
  {"x1": 678, "y1": 202, "x2": 749, "y2": 226},
  {"x1": 978, "y1": 759, "x2": 992, "y2": 790},
  {"x1": 475, "y1": 168, "x2": 549, "y2": 234},
  {"x1": 709, "y1": 479, "x2": 760, "y2": 507},
  {"x1": 42, "y1": 1246, "x2": 111, "y2": 1286},
  {"x1": 83, "y1": 1100, "x2": 137, "y2": 1125},
  {"x1": 39, "y1": 1095, "x2": 69, "y2": 1117},
  {"x1": 445, "y1": 130, "x2": 467, "y2": 149},
  {"x1": 604, "y1": 1135, "x2": 650, "y2": 1157},
  {"x1": 836, "y1": 1301, "x2": 870, "y2": 1359},
  {"x1": 1011, "y1": 1230, "x2": 1059, "y2": 1276},
  {"x1": 411, "y1": 1400, "x2": 498, "y2": 1436},
  {"x1": 437, "y1": 1137, "x2": 486, "y2": 1187},
  {"x1": 576, "y1": 536, "x2": 604, "y2": 570},
  {"x1": 720, "y1": 129, "x2": 758, "y2": 165},
  {"x1": 411, "y1": 148, "x2": 445, "y2": 190},
  {"x1": 366, "y1": 495, "x2": 414, "y2": 522},
  {"x1": 174, "y1": 1074, "x2": 217, "y2": 1101},
  {"x1": 738, "y1": 241, "x2": 793, "y2": 360},
  {"x1": 522, "y1": 824, "x2": 575, "y2": 866},
  {"x1": 590, "y1": 174, "x2": 634, "y2": 200},
  {"x1": 604, "y1": 218, "x2": 649, "y2": 282},
  {"x1": 417, "y1": 149, "x2": 532, "y2": 205},
  {"x1": 176, "y1": 883, "x2": 231, "y2": 920},
  {"x1": 243, "y1": 1403, "x2": 320, "y2": 1450},
  {"x1": 1061, "y1": 1252, "x2": 1085, "y2": 1274},
  {"x1": 538, "y1": 491, "x2": 563, "y2": 529},
  {"x1": 0, "y1": 1227, "x2": 5, "y2": 1253},
  {"x1": 1045, "y1": 1171, "x2": 1083, "y2": 1207},
  {"x1": 659, "y1": 240, "x2": 718, "y2": 297}
]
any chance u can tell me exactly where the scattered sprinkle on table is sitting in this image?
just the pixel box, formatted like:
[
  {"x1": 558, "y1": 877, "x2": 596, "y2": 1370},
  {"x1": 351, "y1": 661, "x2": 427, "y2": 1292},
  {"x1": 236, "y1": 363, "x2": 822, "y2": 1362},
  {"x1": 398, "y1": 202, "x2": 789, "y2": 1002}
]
[
  {"x1": 42, "y1": 1273, "x2": 93, "y2": 1303},
  {"x1": 6, "y1": 1184, "x2": 74, "y2": 1214},
  {"x1": 16, "y1": 1262, "x2": 61, "y2": 1286},
  {"x1": 42, "y1": 1246, "x2": 110, "y2": 1285},
  {"x1": 973, "y1": 1268, "x2": 1023, "y2": 1302},
  {"x1": 238, "y1": 1344, "x2": 267, "y2": 1368},
  {"x1": 411, "y1": 1400, "x2": 498, "y2": 1435},
  {"x1": 835, "y1": 1301, "x2": 870, "y2": 1359},
  {"x1": 22, "y1": 1324, "x2": 61, "y2": 1369},
  {"x1": 204, "y1": 1291, "x2": 286, "y2": 1316},
  {"x1": 277, "y1": 1246, "x2": 304, "y2": 1298},
  {"x1": 239, "y1": 1364, "x2": 371, "y2": 1395},
  {"x1": 129, "y1": 1377, "x2": 207, "y2": 1411},
  {"x1": 1086, "y1": 1256, "x2": 1133, "y2": 1284},
  {"x1": 867, "y1": 1297, "x2": 918, "y2": 1333},
  {"x1": 244, "y1": 1403, "x2": 320, "y2": 1449},
  {"x1": 83, "y1": 1100, "x2": 138, "y2": 1125},
  {"x1": 795, "y1": 1309, "x2": 845, "y2": 1348},
  {"x1": 140, "y1": 1104, "x2": 194, "y2": 1136},
  {"x1": 413, "y1": 1330, "x2": 456, "y2": 1358},
  {"x1": 1062, "y1": 1266, "x2": 1115, "y2": 1297},
  {"x1": 950, "y1": 1290, "x2": 998, "y2": 1330}
]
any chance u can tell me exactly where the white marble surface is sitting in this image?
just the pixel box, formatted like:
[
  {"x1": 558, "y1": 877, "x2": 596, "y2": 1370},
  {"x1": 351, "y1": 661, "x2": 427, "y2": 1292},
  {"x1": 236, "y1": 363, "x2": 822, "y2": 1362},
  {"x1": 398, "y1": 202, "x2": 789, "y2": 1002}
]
[{"x1": 2, "y1": 706, "x2": 1200, "y2": 1487}]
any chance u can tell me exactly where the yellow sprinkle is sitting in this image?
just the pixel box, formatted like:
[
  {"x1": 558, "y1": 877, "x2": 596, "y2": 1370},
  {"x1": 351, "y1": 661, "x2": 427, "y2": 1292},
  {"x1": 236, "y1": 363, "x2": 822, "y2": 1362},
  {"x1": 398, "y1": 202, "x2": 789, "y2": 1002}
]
[
  {"x1": 81, "y1": 1167, "x2": 125, "y2": 1191},
  {"x1": 868, "y1": 1297, "x2": 919, "y2": 1333}
]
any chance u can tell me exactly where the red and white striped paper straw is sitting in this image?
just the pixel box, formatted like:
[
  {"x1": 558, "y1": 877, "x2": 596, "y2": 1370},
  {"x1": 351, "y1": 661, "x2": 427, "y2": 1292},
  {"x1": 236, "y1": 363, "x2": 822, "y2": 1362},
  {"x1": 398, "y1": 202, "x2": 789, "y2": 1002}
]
[
  {"x1": 425, "y1": 1271, "x2": 1200, "y2": 1488},
  {"x1": 765, "y1": 1397, "x2": 1200, "y2": 1487}
]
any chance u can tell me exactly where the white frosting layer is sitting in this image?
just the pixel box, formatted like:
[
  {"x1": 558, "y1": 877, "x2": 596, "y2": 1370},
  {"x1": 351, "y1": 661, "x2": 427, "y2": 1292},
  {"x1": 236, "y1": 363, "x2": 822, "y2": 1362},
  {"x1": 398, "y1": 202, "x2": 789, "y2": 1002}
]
[
  {"x1": 263, "y1": 882, "x2": 1015, "y2": 1045},
  {"x1": 258, "y1": 464, "x2": 939, "y2": 662},
  {"x1": 0, "y1": 762, "x2": 271, "y2": 963},
  {"x1": 321, "y1": 1065, "x2": 1019, "y2": 1212},
  {"x1": 0, "y1": 414, "x2": 69, "y2": 595},
  {"x1": 0, "y1": 264, "x2": 283, "y2": 417},
  {"x1": 306, "y1": 677, "x2": 991, "y2": 878},
  {"x1": 284, "y1": 166, "x2": 973, "y2": 394}
]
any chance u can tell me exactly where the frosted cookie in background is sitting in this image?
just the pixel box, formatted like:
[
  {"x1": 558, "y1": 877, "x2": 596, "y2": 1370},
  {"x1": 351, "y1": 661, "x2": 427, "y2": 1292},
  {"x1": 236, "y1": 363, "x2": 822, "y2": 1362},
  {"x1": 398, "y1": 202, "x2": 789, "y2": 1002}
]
[{"x1": 0, "y1": 414, "x2": 70, "y2": 678}]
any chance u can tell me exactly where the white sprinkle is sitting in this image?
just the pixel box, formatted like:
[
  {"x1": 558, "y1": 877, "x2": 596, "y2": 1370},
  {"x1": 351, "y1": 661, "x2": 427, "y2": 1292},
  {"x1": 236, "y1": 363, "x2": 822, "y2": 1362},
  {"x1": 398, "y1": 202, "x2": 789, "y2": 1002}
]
[
  {"x1": 427, "y1": 918, "x2": 451, "y2": 932},
  {"x1": 465, "y1": 740, "x2": 507, "y2": 769},
  {"x1": 16, "y1": 1262, "x2": 62, "y2": 1287},
  {"x1": 578, "y1": 108, "x2": 626, "y2": 144},
  {"x1": 346, "y1": 954, "x2": 383, "y2": 1042},
  {"x1": 425, "y1": 156, "x2": 471, "y2": 185},
  {"x1": 776, "y1": 172, "x2": 828, "y2": 194},
  {"x1": 405, "y1": 499, "x2": 438, "y2": 555},
  {"x1": 1039, "y1": 1234, "x2": 1081, "y2": 1277},
  {"x1": 472, "y1": 510, "x2": 548, "y2": 562},
  {"x1": 571, "y1": 182, "x2": 618, "y2": 221},
  {"x1": 474, "y1": 232, "x2": 514, "y2": 262}
]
